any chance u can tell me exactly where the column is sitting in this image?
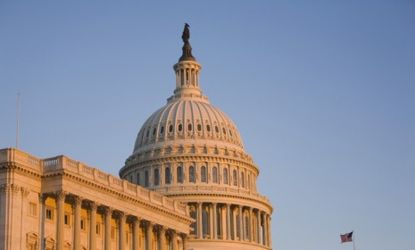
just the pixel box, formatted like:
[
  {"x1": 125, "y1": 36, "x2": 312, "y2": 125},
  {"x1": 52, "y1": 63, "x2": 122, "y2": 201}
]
[
  {"x1": 89, "y1": 202, "x2": 97, "y2": 250},
  {"x1": 56, "y1": 191, "x2": 65, "y2": 250},
  {"x1": 104, "y1": 207, "x2": 112, "y2": 250},
  {"x1": 212, "y1": 203, "x2": 217, "y2": 239},
  {"x1": 256, "y1": 210, "x2": 261, "y2": 244},
  {"x1": 239, "y1": 206, "x2": 243, "y2": 241},
  {"x1": 209, "y1": 204, "x2": 214, "y2": 239},
  {"x1": 38, "y1": 194, "x2": 45, "y2": 250},
  {"x1": 171, "y1": 231, "x2": 177, "y2": 250},
  {"x1": 197, "y1": 203, "x2": 203, "y2": 239},
  {"x1": 181, "y1": 233, "x2": 187, "y2": 250},
  {"x1": 119, "y1": 212, "x2": 126, "y2": 250},
  {"x1": 132, "y1": 218, "x2": 140, "y2": 250},
  {"x1": 146, "y1": 221, "x2": 153, "y2": 250},
  {"x1": 249, "y1": 208, "x2": 254, "y2": 242},
  {"x1": 261, "y1": 212, "x2": 266, "y2": 245},
  {"x1": 267, "y1": 214, "x2": 272, "y2": 247},
  {"x1": 226, "y1": 204, "x2": 231, "y2": 240},
  {"x1": 159, "y1": 226, "x2": 166, "y2": 250},
  {"x1": 73, "y1": 196, "x2": 82, "y2": 250}
]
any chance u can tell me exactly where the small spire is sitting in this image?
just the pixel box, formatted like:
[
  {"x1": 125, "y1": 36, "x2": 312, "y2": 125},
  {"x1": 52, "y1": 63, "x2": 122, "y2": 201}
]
[{"x1": 179, "y1": 23, "x2": 196, "y2": 62}]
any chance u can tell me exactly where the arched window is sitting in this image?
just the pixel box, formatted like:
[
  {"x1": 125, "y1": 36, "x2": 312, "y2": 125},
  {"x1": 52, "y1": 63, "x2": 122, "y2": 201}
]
[
  {"x1": 241, "y1": 172, "x2": 245, "y2": 188},
  {"x1": 144, "y1": 170, "x2": 149, "y2": 187},
  {"x1": 197, "y1": 124, "x2": 202, "y2": 131},
  {"x1": 212, "y1": 167, "x2": 218, "y2": 183},
  {"x1": 223, "y1": 168, "x2": 228, "y2": 185},
  {"x1": 154, "y1": 168, "x2": 159, "y2": 186},
  {"x1": 188, "y1": 123, "x2": 192, "y2": 131},
  {"x1": 189, "y1": 166, "x2": 195, "y2": 183},
  {"x1": 165, "y1": 167, "x2": 171, "y2": 184},
  {"x1": 178, "y1": 124, "x2": 183, "y2": 132},
  {"x1": 233, "y1": 170, "x2": 238, "y2": 186},
  {"x1": 160, "y1": 126, "x2": 164, "y2": 134},
  {"x1": 248, "y1": 174, "x2": 251, "y2": 190},
  {"x1": 177, "y1": 166, "x2": 184, "y2": 183},
  {"x1": 136, "y1": 173, "x2": 140, "y2": 185},
  {"x1": 169, "y1": 124, "x2": 173, "y2": 133},
  {"x1": 201, "y1": 166, "x2": 207, "y2": 183}
]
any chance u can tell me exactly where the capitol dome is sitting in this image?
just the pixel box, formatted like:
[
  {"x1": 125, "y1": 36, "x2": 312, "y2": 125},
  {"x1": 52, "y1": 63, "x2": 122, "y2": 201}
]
[
  {"x1": 120, "y1": 25, "x2": 272, "y2": 250},
  {"x1": 133, "y1": 88, "x2": 245, "y2": 154}
]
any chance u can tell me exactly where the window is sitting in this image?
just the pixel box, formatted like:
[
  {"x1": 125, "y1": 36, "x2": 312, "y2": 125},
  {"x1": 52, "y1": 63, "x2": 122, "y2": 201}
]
[
  {"x1": 241, "y1": 172, "x2": 245, "y2": 188},
  {"x1": 233, "y1": 170, "x2": 238, "y2": 186},
  {"x1": 154, "y1": 168, "x2": 160, "y2": 186},
  {"x1": 188, "y1": 124, "x2": 192, "y2": 131},
  {"x1": 64, "y1": 213, "x2": 70, "y2": 226},
  {"x1": 223, "y1": 168, "x2": 228, "y2": 185},
  {"x1": 46, "y1": 207, "x2": 53, "y2": 220},
  {"x1": 212, "y1": 167, "x2": 218, "y2": 183},
  {"x1": 152, "y1": 128, "x2": 156, "y2": 136},
  {"x1": 201, "y1": 166, "x2": 207, "y2": 183},
  {"x1": 28, "y1": 202, "x2": 37, "y2": 217},
  {"x1": 197, "y1": 124, "x2": 202, "y2": 131},
  {"x1": 207, "y1": 124, "x2": 211, "y2": 132},
  {"x1": 160, "y1": 126, "x2": 164, "y2": 134},
  {"x1": 169, "y1": 124, "x2": 173, "y2": 133},
  {"x1": 136, "y1": 173, "x2": 141, "y2": 185},
  {"x1": 189, "y1": 166, "x2": 195, "y2": 183},
  {"x1": 177, "y1": 166, "x2": 184, "y2": 183},
  {"x1": 178, "y1": 124, "x2": 183, "y2": 132},
  {"x1": 146, "y1": 130, "x2": 149, "y2": 138},
  {"x1": 144, "y1": 170, "x2": 149, "y2": 187},
  {"x1": 81, "y1": 218, "x2": 86, "y2": 230},
  {"x1": 202, "y1": 207, "x2": 210, "y2": 237},
  {"x1": 165, "y1": 167, "x2": 171, "y2": 184},
  {"x1": 190, "y1": 207, "x2": 197, "y2": 236},
  {"x1": 215, "y1": 126, "x2": 219, "y2": 133},
  {"x1": 96, "y1": 224, "x2": 101, "y2": 235},
  {"x1": 223, "y1": 127, "x2": 226, "y2": 134}
]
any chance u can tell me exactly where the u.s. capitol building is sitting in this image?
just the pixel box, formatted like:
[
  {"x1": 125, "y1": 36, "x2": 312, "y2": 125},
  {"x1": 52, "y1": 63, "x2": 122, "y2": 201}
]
[{"x1": 0, "y1": 26, "x2": 273, "y2": 250}]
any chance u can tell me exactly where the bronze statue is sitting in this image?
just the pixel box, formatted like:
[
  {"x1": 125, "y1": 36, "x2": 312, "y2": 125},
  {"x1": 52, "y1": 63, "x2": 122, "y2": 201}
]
[
  {"x1": 179, "y1": 23, "x2": 195, "y2": 62},
  {"x1": 182, "y1": 23, "x2": 190, "y2": 43}
]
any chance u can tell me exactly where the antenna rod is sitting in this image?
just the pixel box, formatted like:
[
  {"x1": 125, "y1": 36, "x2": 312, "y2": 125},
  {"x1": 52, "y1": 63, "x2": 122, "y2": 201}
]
[{"x1": 16, "y1": 92, "x2": 20, "y2": 148}]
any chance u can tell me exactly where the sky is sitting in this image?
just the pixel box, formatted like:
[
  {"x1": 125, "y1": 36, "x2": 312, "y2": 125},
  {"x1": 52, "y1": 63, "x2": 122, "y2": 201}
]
[{"x1": 1, "y1": 1, "x2": 414, "y2": 249}]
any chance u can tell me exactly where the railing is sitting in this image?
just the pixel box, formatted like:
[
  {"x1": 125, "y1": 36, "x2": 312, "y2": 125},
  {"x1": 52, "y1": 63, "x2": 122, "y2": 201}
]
[{"x1": 0, "y1": 148, "x2": 187, "y2": 216}]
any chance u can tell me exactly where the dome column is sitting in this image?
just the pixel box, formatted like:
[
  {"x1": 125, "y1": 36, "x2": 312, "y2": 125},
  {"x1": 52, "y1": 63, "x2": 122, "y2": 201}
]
[
  {"x1": 197, "y1": 202, "x2": 203, "y2": 239},
  {"x1": 226, "y1": 204, "x2": 231, "y2": 240},
  {"x1": 212, "y1": 203, "x2": 217, "y2": 239}
]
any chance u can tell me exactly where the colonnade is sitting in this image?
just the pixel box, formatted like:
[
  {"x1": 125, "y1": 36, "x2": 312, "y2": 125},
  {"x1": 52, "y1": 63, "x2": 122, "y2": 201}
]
[
  {"x1": 39, "y1": 191, "x2": 186, "y2": 250},
  {"x1": 188, "y1": 202, "x2": 271, "y2": 247}
]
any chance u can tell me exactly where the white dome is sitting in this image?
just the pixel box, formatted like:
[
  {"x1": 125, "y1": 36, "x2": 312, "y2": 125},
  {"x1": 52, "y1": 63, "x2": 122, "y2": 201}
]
[{"x1": 133, "y1": 98, "x2": 244, "y2": 154}]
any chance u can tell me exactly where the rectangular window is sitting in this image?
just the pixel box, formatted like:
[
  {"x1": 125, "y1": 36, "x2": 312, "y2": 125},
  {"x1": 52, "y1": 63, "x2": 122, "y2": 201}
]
[
  {"x1": 96, "y1": 224, "x2": 101, "y2": 235},
  {"x1": 46, "y1": 207, "x2": 53, "y2": 220},
  {"x1": 28, "y1": 202, "x2": 37, "y2": 217},
  {"x1": 136, "y1": 173, "x2": 141, "y2": 185},
  {"x1": 64, "y1": 213, "x2": 71, "y2": 226}
]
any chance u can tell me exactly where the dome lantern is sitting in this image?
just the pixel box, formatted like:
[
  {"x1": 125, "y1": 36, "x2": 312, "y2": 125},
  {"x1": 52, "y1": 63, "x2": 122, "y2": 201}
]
[{"x1": 171, "y1": 24, "x2": 204, "y2": 101}]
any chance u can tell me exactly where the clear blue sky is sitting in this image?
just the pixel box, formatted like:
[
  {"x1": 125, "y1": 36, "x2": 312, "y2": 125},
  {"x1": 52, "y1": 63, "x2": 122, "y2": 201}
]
[{"x1": 1, "y1": 1, "x2": 414, "y2": 249}]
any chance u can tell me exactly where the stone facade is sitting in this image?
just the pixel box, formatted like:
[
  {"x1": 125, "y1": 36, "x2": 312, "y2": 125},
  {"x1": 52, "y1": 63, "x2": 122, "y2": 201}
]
[{"x1": 0, "y1": 148, "x2": 191, "y2": 250}]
